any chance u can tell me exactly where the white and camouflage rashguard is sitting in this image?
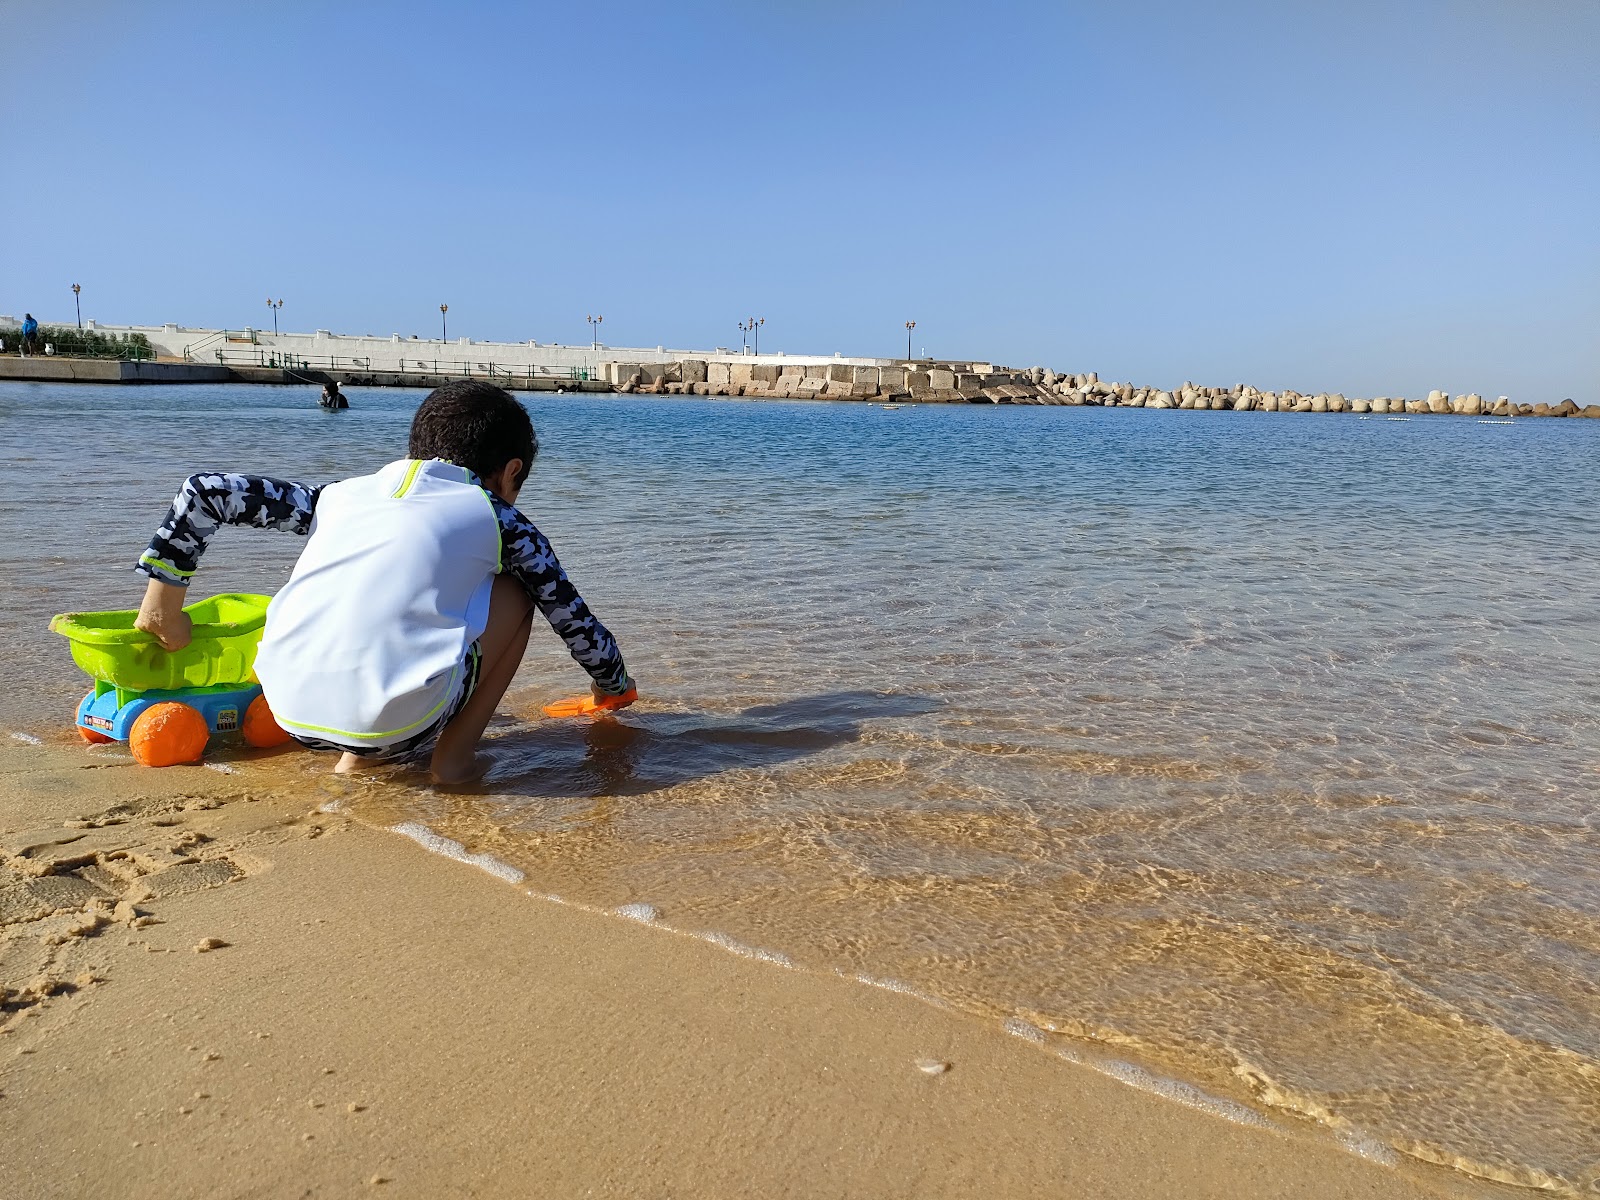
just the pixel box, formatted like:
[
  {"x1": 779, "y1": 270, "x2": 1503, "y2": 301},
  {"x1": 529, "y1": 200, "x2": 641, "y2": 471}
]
[{"x1": 135, "y1": 468, "x2": 631, "y2": 697}]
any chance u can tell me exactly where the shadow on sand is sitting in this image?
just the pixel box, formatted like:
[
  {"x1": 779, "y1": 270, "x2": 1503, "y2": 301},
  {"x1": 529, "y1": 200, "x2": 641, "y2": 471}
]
[{"x1": 476, "y1": 690, "x2": 941, "y2": 799}]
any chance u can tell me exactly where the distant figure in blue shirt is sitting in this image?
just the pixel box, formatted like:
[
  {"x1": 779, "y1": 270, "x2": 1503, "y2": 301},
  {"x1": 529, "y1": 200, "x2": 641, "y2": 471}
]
[{"x1": 20, "y1": 313, "x2": 38, "y2": 356}]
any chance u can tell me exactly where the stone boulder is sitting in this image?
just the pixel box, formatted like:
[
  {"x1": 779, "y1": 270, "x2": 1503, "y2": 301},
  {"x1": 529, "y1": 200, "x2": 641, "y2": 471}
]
[
  {"x1": 1580, "y1": 404, "x2": 1600, "y2": 418},
  {"x1": 1554, "y1": 399, "x2": 1580, "y2": 416},
  {"x1": 680, "y1": 360, "x2": 708, "y2": 384},
  {"x1": 1427, "y1": 390, "x2": 1450, "y2": 414},
  {"x1": 1406, "y1": 399, "x2": 1428, "y2": 414},
  {"x1": 1460, "y1": 393, "x2": 1482, "y2": 415},
  {"x1": 1491, "y1": 397, "x2": 1511, "y2": 416},
  {"x1": 1370, "y1": 398, "x2": 1389, "y2": 414},
  {"x1": 1233, "y1": 394, "x2": 1255, "y2": 411},
  {"x1": 1293, "y1": 398, "x2": 1314, "y2": 413},
  {"x1": 1310, "y1": 395, "x2": 1329, "y2": 413},
  {"x1": 1352, "y1": 399, "x2": 1371, "y2": 414},
  {"x1": 1259, "y1": 393, "x2": 1279, "y2": 412},
  {"x1": 1533, "y1": 402, "x2": 1552, "y2": 416},
  {"x1": 1149, "y1": 392, "x2": 1174, "y2": 409}
]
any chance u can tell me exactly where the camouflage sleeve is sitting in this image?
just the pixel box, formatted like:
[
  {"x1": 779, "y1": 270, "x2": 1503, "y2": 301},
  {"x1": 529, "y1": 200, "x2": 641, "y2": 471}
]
[
  {"x1": 490, "y1": 494, "x2": 631, "y2": 695},
  {"x1": 136, "y1": 472, "x2": 323, "y2": 587}
]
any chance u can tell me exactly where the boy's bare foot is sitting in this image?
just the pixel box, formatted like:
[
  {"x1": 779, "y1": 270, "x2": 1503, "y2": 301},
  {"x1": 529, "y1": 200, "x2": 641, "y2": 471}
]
[
  {"x1": 430, "y1": 750, "x2": 493, "y2": 787},
  {"x1": 334, "y1": 752, "x2": 364, "y2": 774}
]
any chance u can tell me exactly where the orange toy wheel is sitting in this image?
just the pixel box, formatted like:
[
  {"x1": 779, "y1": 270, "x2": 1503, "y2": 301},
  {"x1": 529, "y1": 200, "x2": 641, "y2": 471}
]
[
  {"x1": 242, "y1": 694, "x2": 292, "y2": 749},
  {"x1": 128, "y1": 702, "x2": 209, "y2": 767},
  {"x1": 78, "y1": 726, "x2": 115, "y2": 745}
]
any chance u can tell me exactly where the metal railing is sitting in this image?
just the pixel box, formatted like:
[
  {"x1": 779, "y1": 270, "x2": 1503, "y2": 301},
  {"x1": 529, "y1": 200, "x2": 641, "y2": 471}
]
[
  {"x1": 208, "y1": 346, "x2": 593, "y2": 383},
  {"x1": 2, "y1": 328, "x2": 156, "y2": 361}
]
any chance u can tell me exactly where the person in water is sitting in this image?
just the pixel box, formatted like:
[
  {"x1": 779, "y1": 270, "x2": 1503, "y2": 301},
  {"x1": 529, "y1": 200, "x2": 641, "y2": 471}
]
[
  {"x1": 319, "y1": 380, "x2": 349, "y2": 409},
  {"x1": 132, "y1": 380, "x2": 635, "y2": 783}
]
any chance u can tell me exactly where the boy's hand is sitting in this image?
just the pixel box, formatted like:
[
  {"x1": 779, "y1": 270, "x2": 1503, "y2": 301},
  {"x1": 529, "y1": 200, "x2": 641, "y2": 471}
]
[
  {"x1": 542, "y1": 679, "x2": 638, "y2": 719},
  {"x1": 134, "y1": 579, "x2": 192, "y2": 651},
  {"x1": 592, "y1": 676, "x2": 637, "y2": 708}
]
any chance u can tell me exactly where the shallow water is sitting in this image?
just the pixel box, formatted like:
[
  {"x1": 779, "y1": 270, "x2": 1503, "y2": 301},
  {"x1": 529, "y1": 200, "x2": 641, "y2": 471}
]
[{"x1": 4, "y1": 382, "x2": 1598, "y2": 1191}]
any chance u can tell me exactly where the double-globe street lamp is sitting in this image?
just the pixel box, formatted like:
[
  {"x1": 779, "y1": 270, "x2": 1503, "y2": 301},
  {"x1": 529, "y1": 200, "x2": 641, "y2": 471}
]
[
  {"x1": 440, "y1": 304, "x2": 448, "y2": 342},
  {"x1": 739, "y1": 316, "x2": 765, "y2": 356},
  {"x1": 267, "y1": 298, "x2": 283, "y2": 335},
  {"x1": 72, "y1": 283, "x2": 82, "y2": 330},
  {"x1": 905, "y1": 320, "x2": 916, "y2": 361},
  {"x1": 587, "y1": 314, "x2": 603, "y2": 348}
]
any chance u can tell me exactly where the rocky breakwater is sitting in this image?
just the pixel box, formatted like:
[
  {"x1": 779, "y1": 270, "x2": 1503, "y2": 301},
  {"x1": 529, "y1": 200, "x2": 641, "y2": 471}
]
[
  {"x1": 609, "y1": 359, "x2": 1082, "y2": 404},
  {"x1": 604, "y1": 358, "x2": 1598, "y2": 419}
]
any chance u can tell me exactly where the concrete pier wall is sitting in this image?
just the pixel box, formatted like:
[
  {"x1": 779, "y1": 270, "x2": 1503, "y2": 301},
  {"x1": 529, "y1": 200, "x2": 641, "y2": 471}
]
[{"x1": 67, "y1": 321, "x2": 889, "y2": 377}]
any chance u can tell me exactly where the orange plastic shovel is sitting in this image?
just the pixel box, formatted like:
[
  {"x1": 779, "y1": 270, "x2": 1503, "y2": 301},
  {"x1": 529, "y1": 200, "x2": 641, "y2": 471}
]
[{"x1": 541, "y1": 684, "x2": 639, "y2": 719}]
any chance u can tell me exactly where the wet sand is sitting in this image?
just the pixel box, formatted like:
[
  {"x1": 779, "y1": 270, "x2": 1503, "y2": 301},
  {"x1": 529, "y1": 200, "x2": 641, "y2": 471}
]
[{"x1": 0, "y1": 736, "x2": 1506, "y2": 1200}]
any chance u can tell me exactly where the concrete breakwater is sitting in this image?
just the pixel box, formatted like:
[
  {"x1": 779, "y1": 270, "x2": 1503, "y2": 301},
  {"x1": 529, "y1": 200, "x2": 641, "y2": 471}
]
[
  {"x1": 2, "y1": 317, "x2": 1591, "y2": 416},
  {"x1": 609, "y1": 359, "x2": 1600, "y2": 418}
]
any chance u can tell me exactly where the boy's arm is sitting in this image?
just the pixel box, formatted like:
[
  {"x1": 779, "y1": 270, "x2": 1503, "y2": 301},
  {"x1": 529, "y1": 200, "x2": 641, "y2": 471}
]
[
  {"x1": 490, "y1": 495, "x2": 633, "y2": 696},
  {"x1": 135, "y1": 472, "x2": 324, "y2": 586}
]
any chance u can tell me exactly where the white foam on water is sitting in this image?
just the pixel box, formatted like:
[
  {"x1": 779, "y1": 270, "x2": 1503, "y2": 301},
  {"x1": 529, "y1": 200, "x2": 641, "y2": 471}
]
[
  {"x1": 204, "y1": 762, "x2": 238, "y2": 775},
  {"x1": 616, "y1": 902, "x2": 659, "y2": 923},
  {"x1": 389, "y1": 821, "x2": 525, "y2": 884},
  {"x1": 852, "y1": 972, "x2": 944, "y2": 1005},
  {"x1": 1337, "y1": 1129, "x2": 1400, "y2": 1166},
  {"x1": 1003, "y1": 1017, "x2": 1047, "y2": 1043},
  {"x1": 318, "y1": 798, "x2": 345, "y2": 813},
  {"x1": 9, "y1": 731, "x2": 42, "y2": 745},
  {"x1": 1090, "y1": 1057, "x2": 1271, "y2": 1130},
  {"x1": 697, "y1": 930, "x2": 794, "y2": 967}
]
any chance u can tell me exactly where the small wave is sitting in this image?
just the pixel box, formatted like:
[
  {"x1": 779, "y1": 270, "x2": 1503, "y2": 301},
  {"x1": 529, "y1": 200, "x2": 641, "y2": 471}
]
[
  {"x1": 854, "y1": 973, "x2": 944, "y2": 1005},
  {"x1": 1337, "y1": 1130, "x2": 1399, "y2": 1166},
  {"x1": 698, "y1": 930, "x2": 794, "y2": 966},
  {"x1": 9, "y1": 731, "x2": 42, "y2": 746},
  {"x1": 1093, "y1": 1057, "x2": 1271, "y2": 1130},
  {"x1": 389, "y1": 821, "x2": 526, "y2": 884},
  {"x1": 1004, "y1": 1017, "x2": 1047, "y2": 1043},
  {"x1": 616, "y1": 902, "x2": 659, "y2": 923}
]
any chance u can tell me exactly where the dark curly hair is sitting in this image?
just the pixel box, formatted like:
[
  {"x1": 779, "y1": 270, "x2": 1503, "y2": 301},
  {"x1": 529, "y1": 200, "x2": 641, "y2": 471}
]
[{"x1": 408, "y1": 380, "x2": 537, "y2": 486}]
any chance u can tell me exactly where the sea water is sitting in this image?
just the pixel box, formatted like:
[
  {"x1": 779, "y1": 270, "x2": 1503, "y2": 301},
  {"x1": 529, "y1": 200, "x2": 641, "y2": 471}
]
[{"x1": 3, "y1": 381, "x2": 1597, "y2": 1192}]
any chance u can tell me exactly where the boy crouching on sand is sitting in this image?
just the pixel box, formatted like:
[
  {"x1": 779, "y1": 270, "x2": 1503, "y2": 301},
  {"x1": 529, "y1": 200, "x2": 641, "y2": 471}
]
[{"x1": 132, "y1": 381, "x2": 635, "y2": 783}]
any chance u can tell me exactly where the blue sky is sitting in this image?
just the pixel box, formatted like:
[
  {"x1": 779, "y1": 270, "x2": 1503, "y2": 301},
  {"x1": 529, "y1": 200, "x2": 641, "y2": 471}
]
[{"x1": 4, "y1": 0, "x2": 1595, "y2": 400}]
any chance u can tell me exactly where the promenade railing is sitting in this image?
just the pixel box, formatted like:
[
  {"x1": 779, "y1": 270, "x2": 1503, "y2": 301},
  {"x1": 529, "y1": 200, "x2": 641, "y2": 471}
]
[
  {"x1": 1, "y1": 326, "x2": 156, "y2": 361},
  {"x1": 205, "y1": 346, "x2": 594, "y2": 384}
]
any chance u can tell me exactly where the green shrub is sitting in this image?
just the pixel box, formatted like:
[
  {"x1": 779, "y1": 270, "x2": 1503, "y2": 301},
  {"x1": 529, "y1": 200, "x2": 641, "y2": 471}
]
[{"x1": 13, "y1": 326, "x2": 157, "y2": 361}]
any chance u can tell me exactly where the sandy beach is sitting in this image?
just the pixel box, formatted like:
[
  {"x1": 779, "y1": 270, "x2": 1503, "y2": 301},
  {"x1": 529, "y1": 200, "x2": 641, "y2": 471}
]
[{"x1": 1, "y1": 734, "x2": 1507, "y2": 1200}]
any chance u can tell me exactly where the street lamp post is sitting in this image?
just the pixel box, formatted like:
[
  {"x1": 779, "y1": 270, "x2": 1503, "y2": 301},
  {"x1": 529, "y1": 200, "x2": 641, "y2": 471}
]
[
  {"x1": 440, "y1": 304, "x2": 448, "y2": 342},
  {"x1": 739, "y1": 318, "x2": 767, "y2": 355},
  {"x1": 905, "y1": 320, "x2": 916, "y2": 361},
  {"x1": 72, "y1": 284, "x2": 81, "y2": 330},
  {"x1": 267, "y1": 298, "x2": 283, "y2": 335},
  {"x1": 587, "y1": 314, "x2": 603, "y2": 348}
]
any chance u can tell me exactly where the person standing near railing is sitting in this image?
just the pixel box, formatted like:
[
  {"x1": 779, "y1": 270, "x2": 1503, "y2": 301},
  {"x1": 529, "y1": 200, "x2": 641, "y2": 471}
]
[{"x1": 21, "y1": 313, "x2": 39, "y2": 356}]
